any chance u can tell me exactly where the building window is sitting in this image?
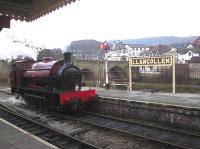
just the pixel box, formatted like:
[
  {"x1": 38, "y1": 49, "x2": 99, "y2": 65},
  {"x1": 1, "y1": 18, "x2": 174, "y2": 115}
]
[{"x1": 188, "y1": 52, "x2": 192, "y2": 56}]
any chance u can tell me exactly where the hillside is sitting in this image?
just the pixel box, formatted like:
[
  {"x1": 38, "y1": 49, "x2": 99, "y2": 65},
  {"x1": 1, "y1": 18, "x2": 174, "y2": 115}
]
[
  {"x1": 67, "y1": 36, "x2": 199, "y2": 56},
  {"x1": 109, "y1": 36, "x2": 198, "y2": 45},
  {"x1": 68, "y1": 39, "x2": 102, "y2": 54}
]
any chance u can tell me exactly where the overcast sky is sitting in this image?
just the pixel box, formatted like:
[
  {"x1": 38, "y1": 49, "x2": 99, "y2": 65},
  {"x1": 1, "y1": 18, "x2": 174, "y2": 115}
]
[{"x1": 0, "y1": 0, "x2": 200, "y2": 59}]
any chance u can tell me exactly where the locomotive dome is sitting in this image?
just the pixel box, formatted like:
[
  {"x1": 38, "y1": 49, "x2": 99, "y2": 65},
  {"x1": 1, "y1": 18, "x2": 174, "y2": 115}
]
[
  {"x1": 32, "y1": 60, "x2": 58, "y2": 70},
  {"x1": 42, "y1": 57, "x2": 53, "y2": 62}
]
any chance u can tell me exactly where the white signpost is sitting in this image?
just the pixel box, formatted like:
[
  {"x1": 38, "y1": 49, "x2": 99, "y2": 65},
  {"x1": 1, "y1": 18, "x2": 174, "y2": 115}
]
[{"x1": 129, "y1": 55, "x2": 176, "y2": 94}]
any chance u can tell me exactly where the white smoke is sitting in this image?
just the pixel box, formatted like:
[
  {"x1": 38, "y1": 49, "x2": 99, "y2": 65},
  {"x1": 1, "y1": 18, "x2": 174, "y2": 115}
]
[{"x1": 0, "y1": 34, "x2": 37, "y2": 60}]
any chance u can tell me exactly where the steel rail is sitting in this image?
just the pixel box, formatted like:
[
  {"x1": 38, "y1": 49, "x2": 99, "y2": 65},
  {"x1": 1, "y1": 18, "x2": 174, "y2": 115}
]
[
  {"x1": 84, "y1": 111, "x2": 200, "y2": 138},
  {"x1": 61, "y1": 112, "x2": 193, "y2": 149},
  {"x1": 0, "y1": 103, "x2": 101, "y2": 149}
]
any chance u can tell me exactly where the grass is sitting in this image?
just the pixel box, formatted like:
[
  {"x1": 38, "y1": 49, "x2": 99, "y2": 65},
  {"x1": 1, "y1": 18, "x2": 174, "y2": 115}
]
[{"x1": 133, "y1": 82, "x2": 200, "y2": 93}]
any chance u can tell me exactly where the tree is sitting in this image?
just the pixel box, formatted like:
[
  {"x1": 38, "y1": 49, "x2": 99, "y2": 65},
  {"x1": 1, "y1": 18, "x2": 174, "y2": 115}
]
[
  {"x1": 37, "y1": 49, "x2": 63, "y2": 61},
  {"x1": 51, "y1": 48, "x2": 63, "y2": 60}
]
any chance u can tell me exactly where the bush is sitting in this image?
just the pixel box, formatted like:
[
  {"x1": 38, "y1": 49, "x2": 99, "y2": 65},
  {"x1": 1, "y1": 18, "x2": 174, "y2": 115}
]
[{"x1": 0, "y1": 61, "x2": 10, "y2": 86}]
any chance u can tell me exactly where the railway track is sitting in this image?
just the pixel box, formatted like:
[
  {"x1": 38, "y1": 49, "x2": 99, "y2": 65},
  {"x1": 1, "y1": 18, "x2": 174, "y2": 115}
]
[
  {"x1": 0, "y1": 92, "x2": 163, "y2": 148},
  {"x1": 0, "y1": 90, "x2": 200, "y2": 148},
  {"x1": 70, "y1": 111, "x2": 200, "y2": 149},
  {"x1": 0, "y1": 103, "x2": 100, "y2": 149},
  {"x1": 15, "y1": 103, "x2": 200, "y2": 149}
]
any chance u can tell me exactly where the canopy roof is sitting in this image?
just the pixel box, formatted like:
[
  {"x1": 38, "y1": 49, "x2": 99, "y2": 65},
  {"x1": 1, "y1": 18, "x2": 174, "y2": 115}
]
[{"x1": 0, "y1": 0, "x2": 77, "y2": 21}]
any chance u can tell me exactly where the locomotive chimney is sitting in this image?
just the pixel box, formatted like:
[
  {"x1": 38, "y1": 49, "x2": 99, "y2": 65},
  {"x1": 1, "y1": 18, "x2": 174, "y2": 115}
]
[{"x1": 63, "y1": 52, "x2": 72, "y2": 64}]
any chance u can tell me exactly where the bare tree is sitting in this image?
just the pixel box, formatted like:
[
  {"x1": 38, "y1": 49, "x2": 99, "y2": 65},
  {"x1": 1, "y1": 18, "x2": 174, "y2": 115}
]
[{"x1": 37, "y1": 49, "x2": 63, "y2": 61}]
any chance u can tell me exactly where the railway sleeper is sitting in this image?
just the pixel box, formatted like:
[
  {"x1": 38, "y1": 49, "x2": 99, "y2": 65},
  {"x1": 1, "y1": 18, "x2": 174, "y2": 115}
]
[
  {"x1": 33, "y1": 129, "x2": 50, "y2": 136},
  {"x1": 49, "y1": 136, "x2": 64, "y2": 142},
  {"x1": 20, "y1": 124, "x2": 35, "y2": 129},
  {"x1": 26, "y1": 127, "x2": 41, "y2": 132}
]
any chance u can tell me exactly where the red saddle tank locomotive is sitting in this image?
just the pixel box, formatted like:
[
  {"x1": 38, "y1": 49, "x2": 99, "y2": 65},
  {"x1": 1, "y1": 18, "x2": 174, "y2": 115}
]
[{"x1": 10, "y1": 52, "x2": 96, "y2": 110}]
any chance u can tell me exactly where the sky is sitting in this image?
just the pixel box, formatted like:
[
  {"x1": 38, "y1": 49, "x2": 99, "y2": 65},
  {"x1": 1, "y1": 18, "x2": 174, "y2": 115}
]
[{"x1": 0, "y1": 0, "x2": 200, "y2": 59}]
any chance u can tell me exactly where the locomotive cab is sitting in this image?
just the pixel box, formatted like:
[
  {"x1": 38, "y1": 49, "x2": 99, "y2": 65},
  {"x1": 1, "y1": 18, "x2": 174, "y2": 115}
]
[{"x1": 10, "y1": 59, "x2": 35, "y2": 94}]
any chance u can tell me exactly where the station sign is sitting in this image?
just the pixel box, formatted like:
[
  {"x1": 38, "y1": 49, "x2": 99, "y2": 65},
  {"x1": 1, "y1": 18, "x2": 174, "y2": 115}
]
[
  {"x1": 129, "y1": 56, "x2": 172, "y2": 67},
  {"x1": 128, "y1": 55, "x2": 176, "y2": 94}
]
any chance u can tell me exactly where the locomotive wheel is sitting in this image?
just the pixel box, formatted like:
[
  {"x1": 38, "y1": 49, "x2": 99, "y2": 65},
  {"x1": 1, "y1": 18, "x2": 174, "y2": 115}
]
[
  {"x1": 77, "y1": 100, "x2": 85, "y2": 111},
  {"x1": 15, "y1": 93, "x2": 19, "y2": 99},
  {"x1": 56, "y1": 105, "x2": 61, "y2": 112}
]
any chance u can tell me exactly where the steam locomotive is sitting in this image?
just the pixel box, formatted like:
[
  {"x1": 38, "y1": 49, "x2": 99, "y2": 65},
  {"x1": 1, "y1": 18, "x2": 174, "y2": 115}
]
[{"x1": 10, "y1": 52, "x2": 96, "y2": 110}]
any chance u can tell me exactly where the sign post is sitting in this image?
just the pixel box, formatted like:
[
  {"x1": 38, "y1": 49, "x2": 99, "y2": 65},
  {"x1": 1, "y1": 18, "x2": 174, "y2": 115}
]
[
  {"x1": 129, "y1": 56, "x2": 175, "y2": 94},
  {"x1": 129, "y1": 59, "x2": 132, "y2": 91},
  {"x1": 172, "y1": 52, "x2": 176, "y2": 94}
]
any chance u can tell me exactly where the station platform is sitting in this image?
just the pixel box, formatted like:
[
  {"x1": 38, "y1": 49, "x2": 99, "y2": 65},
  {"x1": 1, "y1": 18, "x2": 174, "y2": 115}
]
[
  {"x1": 0, "y1": 118, "x2": 58, "y2": 149},
  {"x1": 96, "y1": 89, "x2": 200, "y2": 109}
]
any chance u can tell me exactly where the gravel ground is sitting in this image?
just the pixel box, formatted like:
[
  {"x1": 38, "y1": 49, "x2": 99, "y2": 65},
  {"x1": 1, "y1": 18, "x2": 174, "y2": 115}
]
[{"x1": 0, "y1": 89, "x2": 171, "y2": 149}]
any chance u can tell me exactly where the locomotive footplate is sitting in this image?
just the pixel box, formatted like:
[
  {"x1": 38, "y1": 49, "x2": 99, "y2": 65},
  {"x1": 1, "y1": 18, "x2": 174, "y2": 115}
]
[
  {"x1": 19, "y1": 88, "x2": 96, "y2": 111},
  {"x1": 59, "y1": 90, "x2": 96, "y2": 108}
]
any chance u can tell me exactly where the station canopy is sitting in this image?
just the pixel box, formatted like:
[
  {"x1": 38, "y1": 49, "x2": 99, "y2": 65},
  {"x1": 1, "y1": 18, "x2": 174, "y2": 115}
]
[{"x1": 0, "y1": 0, "x2": 77, "y2": 21}]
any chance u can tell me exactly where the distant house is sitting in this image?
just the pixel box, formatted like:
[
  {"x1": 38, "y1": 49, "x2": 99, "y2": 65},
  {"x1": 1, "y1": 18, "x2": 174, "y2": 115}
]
[
  {"x1": 192, "y1": 37, "x2": 200, "y2": 48},
  {"x1": 126, "y1": 44, "x2": 150, "y2": 57},
  {"x1": 140, "y1": 50, "x2": 161, "y2": 57},
  {"x1": 106, "y1": 42, "x2": 129, "y2": 61},
  {"x1": 163, "y1": 47, "x2": 199, "y2": 64},
  {"x1": 105, "y1": 41, "x2": 200, "y2": 74},
  {"x1": 187, "y1": 43, "x2": 194, "y2": 49},
  {"x1": 140, "y1": 45, "x2": 199, "y2": 73},
  {"x1": 177, "y1": 48, "x2": 199, "y2": 63},
  {"x1": 140, "y1": 45, "x2": 171, "y2": 57},
  {"x1": 106, "y1": 42, "x2": 151, "y2": 61}
]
